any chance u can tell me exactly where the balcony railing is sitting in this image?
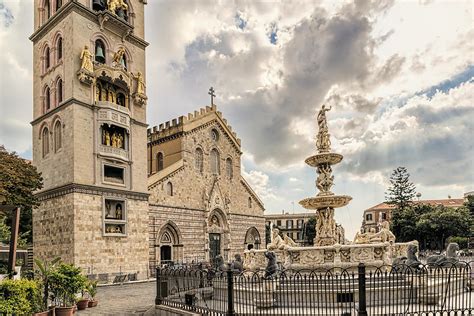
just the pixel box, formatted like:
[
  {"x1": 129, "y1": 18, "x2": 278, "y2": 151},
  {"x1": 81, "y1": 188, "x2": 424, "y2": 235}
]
[{"x1": 99, "y1": 145, "x2": 129, "y2": 160}]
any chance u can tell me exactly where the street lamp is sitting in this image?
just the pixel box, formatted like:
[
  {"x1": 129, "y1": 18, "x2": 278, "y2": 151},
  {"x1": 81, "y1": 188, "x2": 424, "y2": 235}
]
[{"x1": 0, "y1": 191, "x2": 21, "y2": 278}]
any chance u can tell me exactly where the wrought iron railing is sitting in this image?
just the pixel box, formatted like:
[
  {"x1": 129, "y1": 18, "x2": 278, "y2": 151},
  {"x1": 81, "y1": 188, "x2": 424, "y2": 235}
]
[{"x1": 156, "y1": 262, "x2": 473, "y2": 315}]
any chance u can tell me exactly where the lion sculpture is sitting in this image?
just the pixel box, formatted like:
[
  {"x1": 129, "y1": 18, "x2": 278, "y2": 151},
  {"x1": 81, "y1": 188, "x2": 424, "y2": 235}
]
[
  {"x1": 426, "y1": 242, "x2": 460, "y2": 267},
  {"x1": 392, "y1": 244, "x2": 422, "y2": 272}
]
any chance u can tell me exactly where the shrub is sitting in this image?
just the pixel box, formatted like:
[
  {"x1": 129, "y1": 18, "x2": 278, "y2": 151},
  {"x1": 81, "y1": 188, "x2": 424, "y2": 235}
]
[
  {"x1": 0, "y1": 279, "x2": 42, "y2": 315},
  {"x1": 49, "y1": 263, "x2": 87, "y2": 307}
]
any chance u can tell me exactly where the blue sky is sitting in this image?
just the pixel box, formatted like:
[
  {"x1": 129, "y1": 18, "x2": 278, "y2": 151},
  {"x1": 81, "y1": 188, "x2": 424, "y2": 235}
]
[{"x1": 0, "y1": 0, "x2": 473, "y2": 238}]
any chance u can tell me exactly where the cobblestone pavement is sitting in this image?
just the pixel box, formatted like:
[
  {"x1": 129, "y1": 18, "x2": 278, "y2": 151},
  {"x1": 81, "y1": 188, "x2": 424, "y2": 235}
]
[{"x1": 77, "y1": 281, "x2": 156, "y2": 316}]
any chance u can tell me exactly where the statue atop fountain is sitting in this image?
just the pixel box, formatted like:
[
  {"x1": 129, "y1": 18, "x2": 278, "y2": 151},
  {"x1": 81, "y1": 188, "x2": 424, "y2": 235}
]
[{"x1": 299, "y1": 105, "x2": 352, "y2": 246}]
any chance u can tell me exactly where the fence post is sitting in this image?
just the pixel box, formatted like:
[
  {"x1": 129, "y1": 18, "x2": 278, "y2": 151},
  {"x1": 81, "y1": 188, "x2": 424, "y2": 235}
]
[
  {"x1": 357, "y1": 263, "x2": 368, "y2": 316},
  {"x1": 155, "y1": 267, "x2": 162, "y2": 305},
  {"x1": 226, "y1": 269, "x2": 235, "y2": 316}
]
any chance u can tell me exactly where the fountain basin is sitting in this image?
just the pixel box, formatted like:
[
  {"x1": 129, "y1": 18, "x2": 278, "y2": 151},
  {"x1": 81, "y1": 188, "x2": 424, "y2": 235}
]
[
  {"x1": 299, "y1": 195, "x2": 352, "y2": 209},
  {"x1": 305, "y1": 153, "x2": 343, "y2": 167}
]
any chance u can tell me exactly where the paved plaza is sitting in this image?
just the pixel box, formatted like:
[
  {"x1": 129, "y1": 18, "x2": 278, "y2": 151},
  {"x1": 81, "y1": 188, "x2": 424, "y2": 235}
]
[{"x1": 77, "y1": 281, "x2": 156, "y2": 316}]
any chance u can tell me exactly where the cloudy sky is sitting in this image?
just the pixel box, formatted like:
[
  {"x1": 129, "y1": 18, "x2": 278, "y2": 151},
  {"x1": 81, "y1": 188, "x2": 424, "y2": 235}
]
[{"x1": 0, "y1": 0, "x2": 473, "y2": 238}]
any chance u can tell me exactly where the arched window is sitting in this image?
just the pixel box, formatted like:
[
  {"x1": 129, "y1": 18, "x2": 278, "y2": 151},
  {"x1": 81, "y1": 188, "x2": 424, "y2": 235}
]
[
  {"x1": 157, "y1": 152, "x2": 164, "y2": 172},
  {"x1": 57, "y1": 37, "x2": 63, "y2": 61},
  {"x1": 42, "y1": 127, "x2": 49, "y2": 157},
  {"x1": 166, "y1": 182, "x2": 173, "y2": 196},
  {"x1": 54, "y1": 121, "x2": 62, "y2": 152},
  {"x1": 248, "y1": 197, "x2": 252, "y2": 208},
  {"x1": 210, "y1": 149, "x2": 220, "y2": 174},
  {"x1": 116, "y1": 93, "x2": 126, "y2": 107},
  {"x1": 56, "y1": 0, "x2": 62, "y2": 11},
  {"x1": 226, "y1": 158, "x2": 233, "y2": 179},
  {"x1": 44, "y1": 0, "x2": 51, "y2": 20},
  {"x1": 122, "y1": 55, "x2": 127, "y2": 70},
  {"x1": 45, "y1": 46, "x2": 50, "y2": 70},
  {"x1": 44, "y1": 86, "x2": 51, "y2": 112},
  {"x1": 56, "y1": 79, "x2": 63, "y2": 105},
  {"x1": 195, "y1": 148, "x2": 203, "y2": 173},
  {"x1": 95, "y1": 40, "x2": 106, "y2": 64}
]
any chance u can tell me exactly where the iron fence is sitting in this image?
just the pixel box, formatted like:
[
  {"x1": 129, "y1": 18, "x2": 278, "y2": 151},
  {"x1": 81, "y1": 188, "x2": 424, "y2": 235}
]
[{"x1": 156, "y1": 261, "x2": 474, "y2": 315}]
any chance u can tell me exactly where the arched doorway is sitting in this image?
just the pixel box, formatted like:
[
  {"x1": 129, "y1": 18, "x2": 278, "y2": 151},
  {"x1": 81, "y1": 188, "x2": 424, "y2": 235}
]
[
  {"x1": 206, "y1": 209, "x2": 230, "y2": 264},
  {"x1": 157, "y1": 221, "x2": 182, "y2": 265},
  {"x1": 245, "y1": 227, "x2": 261, "y2": 250}
]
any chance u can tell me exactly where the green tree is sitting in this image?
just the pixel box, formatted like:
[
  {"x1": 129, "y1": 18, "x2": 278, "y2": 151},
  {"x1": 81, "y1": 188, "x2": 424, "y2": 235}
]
[
  {"x1": 0, "y1": 146, "x2": 43, "y2": 244},
  {"x1": 464, "y1": 195, "x2": 474, "y2": 216},
  {"x1": 416, "y1": 205, "x2": 472, "y2": 250},
  {"x1": 305, "y1": 217, "x2": 316, "y2": 246},
  {"x1": 385, "y1": 166, "x2": 416, "y2": 210},
  {"x1": 391, "y1": 203, "x2": 432, "y2": 245}
]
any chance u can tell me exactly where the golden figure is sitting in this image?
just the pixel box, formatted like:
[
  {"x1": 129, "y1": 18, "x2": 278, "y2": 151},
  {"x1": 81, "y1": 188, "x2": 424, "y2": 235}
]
[
  {"x1": 95, "y1": 83, "x2": 102, "y2": 102},
  {"x1": 108, "y1": 88, "x2": 115, "y2": 103},
  {"x1": 113, "y1": 47, "x2": 126, "y2": 66},
  {"x1": 80, "y1": 45, "x2": 94, "y2": 72},
  {"x1": 118, "y1": 133, "x2": 124, "y2": 149},
  {"x1": 108, "y1": 0, "x2": 128, "y2": 14},
  {"x1": 132, "y1": 71, "x2": 146, "y2": 95},
  {"x1": 111, "y1": 132, "x2": 118, "y2": 147},
  {"x1": 105, "y1": 130, "x2": 111, "y2": 146}
]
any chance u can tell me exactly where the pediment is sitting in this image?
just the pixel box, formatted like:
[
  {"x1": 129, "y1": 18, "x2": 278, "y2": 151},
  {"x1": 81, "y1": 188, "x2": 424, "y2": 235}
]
[{"x1": 204, "y1": 178, "x2": 230, "y2": 211}]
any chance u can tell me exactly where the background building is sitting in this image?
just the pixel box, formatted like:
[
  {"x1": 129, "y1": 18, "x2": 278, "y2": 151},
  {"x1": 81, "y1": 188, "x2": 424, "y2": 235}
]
[
  {"x1": 147, "y1": 105, "x2": 265, "y2": 267},
  {"x1": 265, "y1": 212, "x2": 314, "y2": 246},
  {"x1": 361, "y1": 198, "x2": 465, "y2": 233}
]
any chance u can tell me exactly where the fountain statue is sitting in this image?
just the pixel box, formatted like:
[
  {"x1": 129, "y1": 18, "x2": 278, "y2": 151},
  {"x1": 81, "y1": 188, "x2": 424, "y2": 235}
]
[{"x1": 243, "y1": 104, "x2": 417, "y2": 271}]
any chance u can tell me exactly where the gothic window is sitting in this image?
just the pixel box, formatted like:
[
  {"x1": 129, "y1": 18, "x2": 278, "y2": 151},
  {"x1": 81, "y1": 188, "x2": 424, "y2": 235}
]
[
  {"x1": 56, "y1": 0, "x2": 62, "y2": 11},
  {"x1": 210, "y1": 149, "x2": 220, "y2": 174},
  {"x1": 44, "y1": 0, "x2": 51, "y2": 20},
  {"x1": 45, "y1": 46, "x2": 50, "y2": 70},
  {"x1": 166, "y1": 182, "x2": 173, "y2": 196},
  {"x1": 248, "y1": 197, "x2": 252, "y2": 208},
  {"x1": 95, "y1": 40, "x2": 106, "y2": 64},
  {"x1": 56, "y1": 78, "x2": 63, "y2": 105},
  {"x1": 42, "y1": 127, "x2": 49, "y2": 157},
  {"x1": 54, "y1": 120, "x2": 62, "y2": 152},
  {"x1": 157, "y1": 152, "x2": 164, "y2": 172},
  {"x1": 226, "y1": 158, "x2": 233, "y2": 179},
  {"x1": 44, "y1": 86, "x2": 51, "y2": 112},
  {"x1": 57, "y1": 37, "x2": 63, "y2": 61},
  {"x1": 195, "y1": 148, "x2": 203, "y2": 173}
]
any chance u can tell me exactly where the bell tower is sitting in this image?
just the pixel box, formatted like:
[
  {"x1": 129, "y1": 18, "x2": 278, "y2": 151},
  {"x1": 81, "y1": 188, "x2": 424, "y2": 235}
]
[{"x1": 31, "y1": 0, "x2": 150, "y2": 278}]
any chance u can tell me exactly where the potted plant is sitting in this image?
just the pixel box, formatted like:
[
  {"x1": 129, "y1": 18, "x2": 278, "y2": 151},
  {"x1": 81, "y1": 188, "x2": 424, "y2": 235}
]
[
  {"x1": 76, "y1": 287, "x2": 89, "y2": 310},
  {"x1": 31, "y1": 280, "x2": 49, "y2": 316},
  {"x1": 86, "y1": 280, "x2": 99, "y2": 307},
  {"x1": 34, "y1": 257, "x2": 61, "y2": 314},
  {"x1": 48, "y1": 263, "x2": 87, "y2": 316}
]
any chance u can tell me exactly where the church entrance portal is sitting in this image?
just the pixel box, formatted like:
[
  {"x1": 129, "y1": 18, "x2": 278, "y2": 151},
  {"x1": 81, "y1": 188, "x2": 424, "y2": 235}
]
[
  {"x1": 160, "y1": 245, "x2": 172, "y2": 263},
  {"x1": 209, "y1": 233, "x2": 221, "y2": 263}
]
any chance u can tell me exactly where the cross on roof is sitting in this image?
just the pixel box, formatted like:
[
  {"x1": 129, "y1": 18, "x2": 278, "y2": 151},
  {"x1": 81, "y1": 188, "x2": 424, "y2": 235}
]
[{"x1": 208, "y1": 87, "x2": 216, "y2": 106}]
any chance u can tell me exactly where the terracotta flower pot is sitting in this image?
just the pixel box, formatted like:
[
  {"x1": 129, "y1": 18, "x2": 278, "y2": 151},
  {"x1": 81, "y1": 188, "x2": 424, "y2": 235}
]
[
  {"x1": 76, "y1": 299, "x2": 89, "y2": 310},
  {"x1": 32, "y1": 311, "x2": 49, "y2": 316},
  {"x1": 88, "y1": 299, "x2": 98, "y2": 307},
  {"x1": 55, "y1": 306, "x2": 74, "y2": 316}
]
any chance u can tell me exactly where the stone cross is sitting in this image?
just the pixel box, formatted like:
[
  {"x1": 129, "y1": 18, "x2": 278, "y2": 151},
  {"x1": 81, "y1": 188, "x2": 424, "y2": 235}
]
[{"x1": 208, "y1": 87, "x2": 216, "y2": 105}]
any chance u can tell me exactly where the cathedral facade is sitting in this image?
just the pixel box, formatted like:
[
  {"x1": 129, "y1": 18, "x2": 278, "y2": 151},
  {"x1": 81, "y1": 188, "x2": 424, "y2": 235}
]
[
  {"x1": 30, "y1": 0, "x2": 264, "y2": 279},
  {"x1": 147, "y1": 105, "x2": 265, "y2": 268}
]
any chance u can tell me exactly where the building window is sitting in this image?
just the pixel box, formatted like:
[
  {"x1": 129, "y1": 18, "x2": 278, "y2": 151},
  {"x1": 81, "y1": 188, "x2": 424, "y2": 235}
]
[
  {"x1": 104, "y1": 198, "x2": 126, "y2": 236},
  {"x1": 42, "y1": 127, "x2": 49, "y2": 157},
  {"x1": 226, "y1": 158, "x2": 233, "y2": 179},
  {"x1": 157, "y1": 152, "x2": 164, "y2": 172},
  {"x1": 297, "y1": 219, "x2": 303, "y2": 228},
  {"x1": 366, "y1": 213, "x2": 373, "y2": 221},
  {"x1": 103, "y1": 165, "x2": 124, "y2": 185},
  {"x1": 44, "y1": 86, "x2": 51, "y2": 112},
  {"x1": 297, "y1": 232, "x2": 302, "y2": 240},
  {"x1": 54, "y1": 121, "x2": 62, "y2": 152},
  {"x1": 195, "y1": 148, "x2": 203, "y2": 173},
  {"x1": 166, "y1": 182, "x2": 173, "y2": 196},
  {"x1": 276, "y1": 220, "x2": 281, "y2": 227},
  {"x1": 56, "y1": 78, "x2": 63, "y2": 105},
  {"x1": 116, "y1": 92, "x2": 126, "y2": 107},
  {"x1": 95, "y1": 40, "x2": 106, "y2": 64},
  {"x1": 211, "y1": 128, "x2": 219, "y2": 141},
  {"x1": 248, "y1": 197, "x2": 252, "y2": 208},
  {"x1": 286, "y1": 220, "x2": 293, "y2": 229},
  {"x1": 44, "y1": 0, "x2": 51, "y2": 20},
  {"x1": 57, "y1": 37, "x2": 63, "y2": 61},
  {"x1": 381, "y1": 212, "x2": 387, "y2": 220},
  {"x1": 210, "y1": 148, "x2": 220, "y2": 174},
  {"x1": 45, "y1": 46, "x2": 50, "y2": 70}
]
